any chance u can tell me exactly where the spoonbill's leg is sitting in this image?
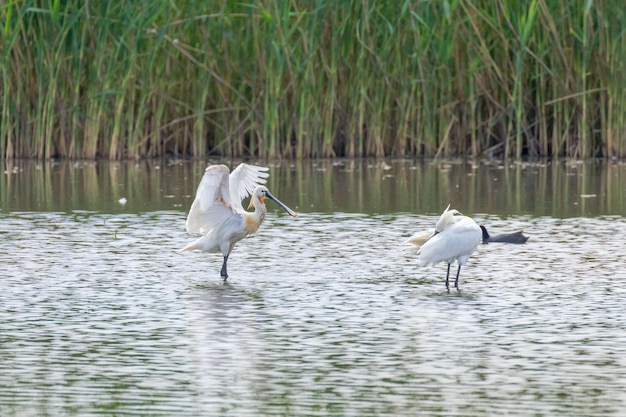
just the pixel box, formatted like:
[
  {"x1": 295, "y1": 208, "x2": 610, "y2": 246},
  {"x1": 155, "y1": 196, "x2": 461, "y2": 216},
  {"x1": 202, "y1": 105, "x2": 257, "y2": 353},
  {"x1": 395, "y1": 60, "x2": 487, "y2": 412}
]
[
  {"x1": 454, "y1": 264, "x2": 462, "y2": 290},
  {"x1": 220, "y1": 255, "x2": 229, "y2": 280}
]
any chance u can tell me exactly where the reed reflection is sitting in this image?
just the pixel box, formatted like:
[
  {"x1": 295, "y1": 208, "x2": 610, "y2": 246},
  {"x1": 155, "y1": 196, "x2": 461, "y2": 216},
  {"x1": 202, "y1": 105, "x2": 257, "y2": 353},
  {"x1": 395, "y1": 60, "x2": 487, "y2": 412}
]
[{"x1": 1, "y1": 159, "x2": 625, "y2": 217}]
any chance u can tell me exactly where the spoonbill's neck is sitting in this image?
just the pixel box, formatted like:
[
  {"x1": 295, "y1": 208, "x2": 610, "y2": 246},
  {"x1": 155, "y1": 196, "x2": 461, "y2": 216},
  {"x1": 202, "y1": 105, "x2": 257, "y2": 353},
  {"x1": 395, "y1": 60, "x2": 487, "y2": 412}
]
[{"x1": 244, "y1": 198, "x2": 267, "y2": 234}]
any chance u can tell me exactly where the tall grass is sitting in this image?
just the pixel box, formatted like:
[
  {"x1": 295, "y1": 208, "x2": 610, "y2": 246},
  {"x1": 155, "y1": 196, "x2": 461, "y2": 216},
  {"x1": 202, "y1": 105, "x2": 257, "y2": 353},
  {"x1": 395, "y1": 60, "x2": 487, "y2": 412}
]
[{"x1": 1, "y1": 0, "x2": 625, "y2": 160}]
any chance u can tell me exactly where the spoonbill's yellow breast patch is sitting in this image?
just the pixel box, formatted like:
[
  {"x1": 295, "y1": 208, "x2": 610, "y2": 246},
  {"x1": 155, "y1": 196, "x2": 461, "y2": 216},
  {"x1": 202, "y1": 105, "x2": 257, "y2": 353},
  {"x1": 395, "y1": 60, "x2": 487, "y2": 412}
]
[
  {"x1": 245, "y1": 215, "x2": 261, "y2": 234},
  {"x1": 248, "y1": 195, "x2": 263, "y2": 210}
]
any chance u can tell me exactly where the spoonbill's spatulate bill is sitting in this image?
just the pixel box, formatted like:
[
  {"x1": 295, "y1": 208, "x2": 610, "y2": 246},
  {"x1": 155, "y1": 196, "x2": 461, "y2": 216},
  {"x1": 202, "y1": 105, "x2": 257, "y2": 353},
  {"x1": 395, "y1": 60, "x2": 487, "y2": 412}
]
[
  {"x1": 183, "y1": 163, "x2": 296, "y2": 280},
  {"x1": 417, "y1": 205, "x2": 481, "y2": 292},
  {"x1": 480, "y1": 225, "x2": 529, "y2": 244}
]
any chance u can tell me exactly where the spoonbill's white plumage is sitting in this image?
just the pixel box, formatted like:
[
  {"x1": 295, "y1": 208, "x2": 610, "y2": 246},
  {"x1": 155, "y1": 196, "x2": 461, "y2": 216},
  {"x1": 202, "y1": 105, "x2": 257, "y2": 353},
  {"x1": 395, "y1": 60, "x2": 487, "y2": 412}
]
[
  {"x1": 407, "y1": 204, "x2": 456, "y2": 248},
  {"x1": 417, "y1": 205, "x2": 481, "y2": 291},
  {"x1": 183, "y1": 163, "x2": 296, "y2": 280}
]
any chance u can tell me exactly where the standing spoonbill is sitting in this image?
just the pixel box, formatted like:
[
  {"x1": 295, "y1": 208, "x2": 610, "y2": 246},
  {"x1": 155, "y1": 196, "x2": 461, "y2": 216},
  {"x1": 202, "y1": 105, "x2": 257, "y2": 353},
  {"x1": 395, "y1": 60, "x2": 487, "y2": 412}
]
[
  {"x1": 183, "y1": 163, "x2": 296, "y2": 280},
  {"x1": 418, "y1": 205, "x2": 481, "y2": 292}
]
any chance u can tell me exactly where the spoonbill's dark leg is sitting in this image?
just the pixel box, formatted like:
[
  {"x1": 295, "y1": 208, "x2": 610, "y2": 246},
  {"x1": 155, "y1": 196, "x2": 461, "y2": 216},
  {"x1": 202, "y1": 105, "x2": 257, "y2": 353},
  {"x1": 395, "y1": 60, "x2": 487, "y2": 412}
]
[
  {"x1": 220, "y1": 255, "x2": 229, "y2": 280},
  {"x1": 454, "y1": 265, "x2": 462, "y2": 291},
  {"x1": 445, "y1": 263, "x2": 451, "y2": 292}
]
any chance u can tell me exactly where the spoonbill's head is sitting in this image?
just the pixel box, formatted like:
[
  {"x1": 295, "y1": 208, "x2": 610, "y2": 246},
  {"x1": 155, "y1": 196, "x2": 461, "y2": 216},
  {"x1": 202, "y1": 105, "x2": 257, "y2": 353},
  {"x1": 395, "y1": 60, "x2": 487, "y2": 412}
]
[
  {"x1": 434, "y1": 205, "x2": 462, "y2": 234},
  {"x1": 249, "y1": 186, "x2": 297, "y2": 217}
]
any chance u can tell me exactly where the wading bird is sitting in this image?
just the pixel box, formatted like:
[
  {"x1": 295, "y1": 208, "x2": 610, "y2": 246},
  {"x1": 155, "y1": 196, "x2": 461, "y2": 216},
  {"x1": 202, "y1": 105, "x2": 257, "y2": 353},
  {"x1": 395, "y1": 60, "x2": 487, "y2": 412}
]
[
  {"x1": 480, "y1": 225, "x2": 528, "y2": 244},
  {"x1": 418, "y1": 205, "x2": 481, "y2": 292},
  {"x1": 183, "y1": 163, "x2": 296, "y2": 280}
]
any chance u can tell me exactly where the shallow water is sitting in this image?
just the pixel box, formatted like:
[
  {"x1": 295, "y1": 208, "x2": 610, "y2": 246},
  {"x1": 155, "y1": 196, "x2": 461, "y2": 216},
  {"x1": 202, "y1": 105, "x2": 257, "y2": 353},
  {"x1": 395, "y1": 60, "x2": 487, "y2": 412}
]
[{"x1": 1, "y1": 159, "x2": 626, "y2": 416}]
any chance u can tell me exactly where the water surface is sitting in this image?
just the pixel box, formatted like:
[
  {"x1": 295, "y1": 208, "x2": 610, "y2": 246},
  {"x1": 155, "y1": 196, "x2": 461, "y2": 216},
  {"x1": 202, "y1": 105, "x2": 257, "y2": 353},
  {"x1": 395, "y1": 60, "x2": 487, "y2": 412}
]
[{"x1": 1, "y1": 159, "x2": 625, "y2": 416}]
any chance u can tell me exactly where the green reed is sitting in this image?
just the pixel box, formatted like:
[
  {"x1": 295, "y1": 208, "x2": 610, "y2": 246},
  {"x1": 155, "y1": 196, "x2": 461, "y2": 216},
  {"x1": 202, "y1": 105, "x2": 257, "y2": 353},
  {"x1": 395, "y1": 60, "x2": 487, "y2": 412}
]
[{"x1": 1, "y1": 0, "x2": 625, "y2": 160}]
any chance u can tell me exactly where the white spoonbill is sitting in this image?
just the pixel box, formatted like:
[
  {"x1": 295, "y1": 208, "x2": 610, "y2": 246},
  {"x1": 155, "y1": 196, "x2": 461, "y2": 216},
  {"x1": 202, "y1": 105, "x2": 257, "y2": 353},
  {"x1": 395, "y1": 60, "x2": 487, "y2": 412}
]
[
  {"x1": 183, "y1": 163, "x2": 297, "y2": 280},
  {"x1": 417, "y1": 205, "x2": 481, "y2": 291}
]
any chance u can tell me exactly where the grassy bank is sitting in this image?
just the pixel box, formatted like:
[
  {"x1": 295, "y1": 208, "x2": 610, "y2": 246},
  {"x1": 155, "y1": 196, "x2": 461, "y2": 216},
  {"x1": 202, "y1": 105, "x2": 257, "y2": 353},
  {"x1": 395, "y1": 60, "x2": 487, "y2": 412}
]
[{"x1": 1, "y1": 0, "x2": 625, "y2": 159}]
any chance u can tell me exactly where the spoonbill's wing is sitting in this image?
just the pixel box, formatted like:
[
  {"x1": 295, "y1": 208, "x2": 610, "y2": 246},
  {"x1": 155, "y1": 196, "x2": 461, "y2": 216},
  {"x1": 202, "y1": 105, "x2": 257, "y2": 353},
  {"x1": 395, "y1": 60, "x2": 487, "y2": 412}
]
[
  {"x1": 228, "y1": 163, "x2": 270, "y2": 211},
  {"x1": 183, "y1": 204, "x2": 239, "y2": 252},
  {"x1": 186, "y1": 165, "x2": 232, "y2": 233},
  {"x1": 418, "y1": 217, "x2": 481, "y2": 266}
]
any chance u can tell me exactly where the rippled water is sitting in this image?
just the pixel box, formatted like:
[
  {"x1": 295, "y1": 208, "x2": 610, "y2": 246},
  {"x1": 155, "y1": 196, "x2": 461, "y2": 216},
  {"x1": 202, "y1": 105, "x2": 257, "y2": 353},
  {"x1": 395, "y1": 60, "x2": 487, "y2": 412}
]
[{"x1": 1, "y1": 160, "x2": 626, "y2": 416}]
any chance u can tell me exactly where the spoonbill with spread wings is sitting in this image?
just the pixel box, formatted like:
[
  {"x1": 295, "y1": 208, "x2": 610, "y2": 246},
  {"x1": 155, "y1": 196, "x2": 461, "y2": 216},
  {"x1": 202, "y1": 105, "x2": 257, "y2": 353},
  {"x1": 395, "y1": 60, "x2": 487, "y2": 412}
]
[{"x1": 183, "y1": 163, "x2": 296, "y2": 280}]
